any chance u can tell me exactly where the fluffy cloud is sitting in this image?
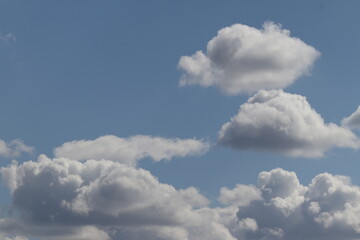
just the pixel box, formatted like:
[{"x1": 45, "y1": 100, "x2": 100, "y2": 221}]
[
  {"x1": 342, "y1": 106, "x2": 360, "y2": 130},
  {"x1": 178, "y1": 22, "x2": 320, "y2": 95},
  {"x1": 0, "y1": 221, "x2": 110, "y2": 240},
  {"x1": 54, "y1": 135, "x2": 209, "y2": 166},
  {"x1": 219, "y1": 184, "x2": 262, "y2": 207},
  {"x1": 219, "y1": 90, "x2": 359, "y2": 158},
  {"x1": 0, "y1": 139, "x2": 34, "y2": 158},
  {"x1": 1, "y1": 155, "x2": 207, "y2": 224},
  {"x1": 219, "y1": 168, "x2": 360, "y2": 240},
  {"x1": 3, "y1": 157, "x2": 360, "y2": 240},
  {"x1": 0, "y1": 155, "x2": 236, "y2": 240}
]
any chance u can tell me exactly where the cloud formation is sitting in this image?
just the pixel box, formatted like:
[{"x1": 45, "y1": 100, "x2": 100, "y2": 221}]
[
  {"x1": 0, "y1": 220, "x2": 110, "y2": 240},
  {"x1": 220, "y1": 168, "x2": 360, "y2": 240},
  {"x1": 3, "y1": 156, "x2": 360, "y2": 240},
  {"x1": 219, "y1": 90, "x2": 359, "y2": 158},
  {"x1": 178, "y1": 22, "x2": 320, "y2": 95},
  {"x1": 342, "y1": 106, "x2": 360, "y2": 130},
  {"x1": 0, "y1": 139, "x2": 34, "y2": 158},
  {"x1": 54, "y1": 135, "x2": 209, "y2": 166},
  {"x1": 219, "y1": 184, "x2": 262, "y2": 207},
  {"x1": 0, "y1": 155, "x2": 235, "y2": 240}
]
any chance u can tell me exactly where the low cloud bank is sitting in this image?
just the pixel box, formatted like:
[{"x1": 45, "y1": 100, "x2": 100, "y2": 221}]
[{"x1": 2, "y1": 155, "x2": 360, "y2": 239}]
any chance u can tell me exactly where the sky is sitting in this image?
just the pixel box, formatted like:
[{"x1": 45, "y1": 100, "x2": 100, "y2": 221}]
[{"x1": 0, "y1": 1, "x2": 360, "y2": 239}]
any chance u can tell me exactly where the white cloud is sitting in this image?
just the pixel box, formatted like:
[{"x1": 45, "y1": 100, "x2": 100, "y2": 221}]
[
  {"x1": 257, "y1": 168, "x2": 307, "y2": 216},
  {"x1": 4, "y1": 156, "x2": 360, "y2": 239},
  {"x1": 224, "y1": 168, "x2": 360, "y2": 240},
  {"x1": 0, "y1": 139, "x2": 34, "y2": 158},
  {"x1": 219, "y1": 184, "x2": 262, "y2": 207},
  {"x1": 0, "y1": 219, "x2": 110, "y2": 240},
  {"x1": 0, "y1": 155, "x2": 235, "y2": 240},
  {"x1": 178, "y1": 22, "x2": 320, "y2": 95},
  {"x1": 219, "y1": 90, "x2": 359, "y2": 158},
  {"x1": 112, "y1": 226, "x2": 189, "y2": 240},
  {"x1": 342, "y1": 106, "x2": 360, "y2": 130},
  {"x1": 54, "y1": 135, "x2": 209, "y2": 166},
  {"x1": 238, "y1": 218, "x2": 258, "y2": 232}
]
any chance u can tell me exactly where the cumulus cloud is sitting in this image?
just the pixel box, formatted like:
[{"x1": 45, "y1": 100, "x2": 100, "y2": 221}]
[
  {"x1": 219, "y1": 184, "x2": 262, "y2": 207},
  {"x1": 219, "y1": 90, "x2": 359, "y2": 158},
  {"x1": 0, "y1": 139, "x2": 34, "y2": 158},
  {"x1": 217, "y1": 168, "x2": 360, "y2": 240},
  {"x1": 54, "y1": 135, "x2": 209, "y2": 166},
  {"x1": 0, "y1": 155, "x2": 236, "y2": 240},
  {"x1": 178, "y1": 22, "x2": 320, "y2": 95},
  {"x1": 3, "y1": 156, "x2": 360, "y2": 240},
  {"x1": 342, "y1": 106, "x2": 360, "y2": 130}
]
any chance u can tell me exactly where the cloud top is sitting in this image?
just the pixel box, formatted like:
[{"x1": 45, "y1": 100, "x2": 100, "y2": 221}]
[
  {"x1": 219, "y1": 90, "x2": 359, "y2": 158},
  {"x1": 221, "y1": 168, "x2": 360, "y2": 240},
  {"x1": 178, "y1": 22, "x2": 320, "y2": 95},
  {"x1": 54, "y1": 135, "x2": 209, "y2": 166}
]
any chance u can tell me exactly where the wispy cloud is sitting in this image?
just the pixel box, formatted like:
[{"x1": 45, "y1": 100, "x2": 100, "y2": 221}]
[
  {"x1": 54, "y1": 135, "x2": 209, "y2": 166},
  {"x1": 342, "y1": 105, "x2": 360, "y2": 130},
  {"x1": 0, "y1": 139, "x2": 34, "y2": 158},
  {"x1": 0, "y1": 32, "x2": 16, "y2": 44}
]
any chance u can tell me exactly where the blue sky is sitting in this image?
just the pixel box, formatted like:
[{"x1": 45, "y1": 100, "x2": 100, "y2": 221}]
[{"x1": 1, "y1": 1, "x2": 360, "y2": 240}]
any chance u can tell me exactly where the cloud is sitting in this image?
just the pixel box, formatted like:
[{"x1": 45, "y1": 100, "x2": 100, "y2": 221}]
[
  {"x1": 0, "y1": 139, "x2": 34, "y2": 158},
  {"x1": 54, "y1": 135, "x2": 209, "y2": 166},
  {"x1": 342, "y1": 106, "x2": 360, "y2": 130},
  {"x1": 218, "y1": 168, "x2": 360, "y2": 240},
  {"x1": 219, "y1": 90, "x2": 359, "y2": 158},
  {"x1": 0, "y1": 32, "x2": 16, "y2": 44},
  {"x1": 1, "y1": 155, "x2": 208, "y2": 224},
  {"x1": 219, "y1": 184, "x2": 262, "y2": 207},
  {"x1": 0, "y1": 234, "x2": 28, "y2": 240},
  {"x1": 0, "y1": 155, "x2": 236, "y2": 240},
  {"x1": 4, "y1": 156, "x2": 360, "y2": 239},
  {"x1": 0, "y1": 219, "x2": 110, "y2": 240},
  {"x1": 178, "y1": 22, "x2": 320, "y2": 95}
]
